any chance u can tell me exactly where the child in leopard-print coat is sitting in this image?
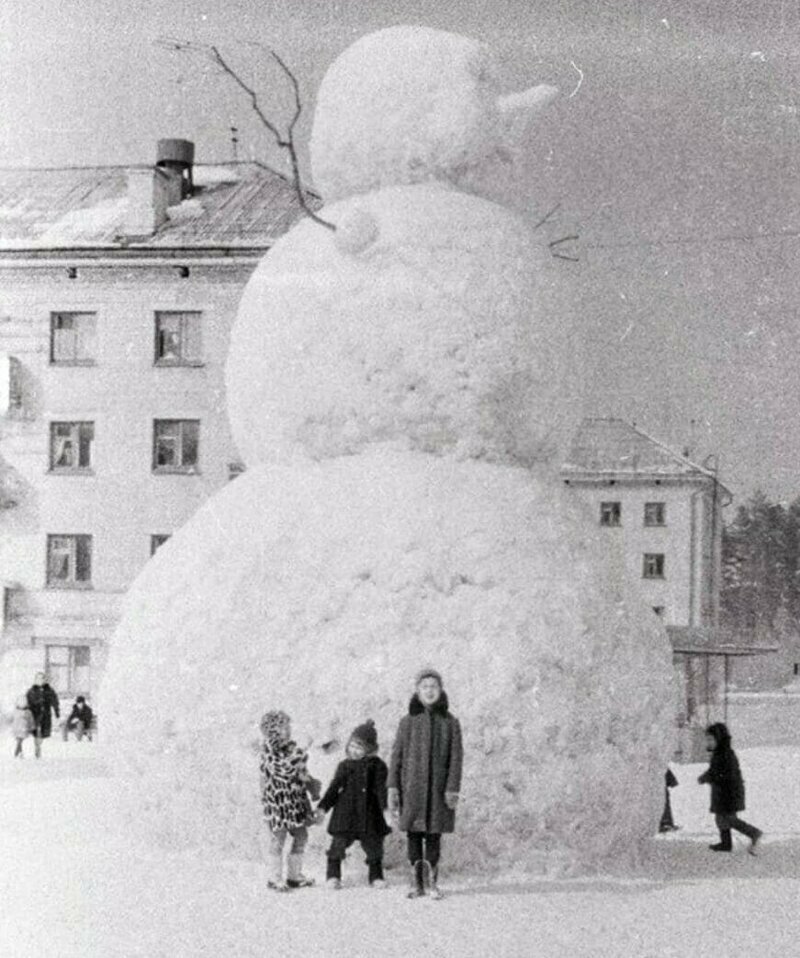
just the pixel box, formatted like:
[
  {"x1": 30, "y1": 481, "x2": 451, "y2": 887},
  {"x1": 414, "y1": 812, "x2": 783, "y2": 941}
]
[{"x1": 259, "y1": 710, "x2": 321, "y2": 891}]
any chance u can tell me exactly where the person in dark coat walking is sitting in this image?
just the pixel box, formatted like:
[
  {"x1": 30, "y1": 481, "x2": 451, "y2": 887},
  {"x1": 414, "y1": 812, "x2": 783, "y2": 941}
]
[
  {"x1": 388, "y1": 667, "x2": 463, "y2": 899},
  {"x1": 698, "y1": 722, "x2": 763, "y2": 853},
  {"x1": 316, "y1": 719, "x2": 391, "y2": 889},
  {"x1": 62, "y1": 696, "x2": 94, "y2": 741},
  {"x1": 659, "y1": 768, "x2": 679, "y2": 832},
  {"x1": 26, "y1": 672, "x2": 60, "y2": 759}
]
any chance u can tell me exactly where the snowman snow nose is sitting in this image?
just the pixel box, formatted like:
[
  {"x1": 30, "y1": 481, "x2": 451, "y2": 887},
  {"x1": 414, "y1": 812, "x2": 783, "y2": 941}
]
[{"x1": 498, "y1": 84, "x2": 559, "y2": 143}]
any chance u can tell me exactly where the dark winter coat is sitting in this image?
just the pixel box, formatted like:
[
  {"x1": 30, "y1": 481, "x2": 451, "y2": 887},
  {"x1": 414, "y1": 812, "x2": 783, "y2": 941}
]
[
  {"x1": 698, "y1": 738, "x2": 745, "y2": 814},
  {"x1": 66, "y1": 703, "x2": 94, "y2": 729},
  {"x1": 318, "y1": 755, "x2": 392, "y2": 837},
  {"x1": 26, "y1": 684, "x2": 60, "y2": 739},
  {"x1": 388, "y1": 692, "x2": 463, "y2": 834}
]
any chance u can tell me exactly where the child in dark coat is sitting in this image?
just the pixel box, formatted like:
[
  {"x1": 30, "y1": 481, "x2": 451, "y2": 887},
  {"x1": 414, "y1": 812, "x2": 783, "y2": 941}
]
[
  {"x1": 698, "y1": 722, "x2": 763, "y2": 854},
  {"x1": 316, "y1": 719, "x2": 391, "y2": 889}
]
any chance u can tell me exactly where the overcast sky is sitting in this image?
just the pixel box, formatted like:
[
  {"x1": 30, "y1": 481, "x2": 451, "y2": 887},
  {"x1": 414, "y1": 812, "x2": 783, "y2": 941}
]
[{"x1": 2, "y1": 0, "x2": 799, "y2": 502}]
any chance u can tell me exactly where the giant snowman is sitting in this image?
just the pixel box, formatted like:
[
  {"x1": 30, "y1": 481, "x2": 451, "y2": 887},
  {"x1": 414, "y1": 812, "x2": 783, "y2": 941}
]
[{"x1": 103, "y1": 26, "x2": 676, "y2": 875}]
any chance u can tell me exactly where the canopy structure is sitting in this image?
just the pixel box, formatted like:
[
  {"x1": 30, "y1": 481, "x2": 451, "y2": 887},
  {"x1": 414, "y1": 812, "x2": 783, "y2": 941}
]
[{"x1": 667, "y1": 625, "x2": 779, "y2": 725}]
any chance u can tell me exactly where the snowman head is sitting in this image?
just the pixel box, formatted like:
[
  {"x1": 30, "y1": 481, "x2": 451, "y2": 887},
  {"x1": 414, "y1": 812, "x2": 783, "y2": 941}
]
[{"x1": 310, "y1": 25, "x2": 557, "y2": 208}]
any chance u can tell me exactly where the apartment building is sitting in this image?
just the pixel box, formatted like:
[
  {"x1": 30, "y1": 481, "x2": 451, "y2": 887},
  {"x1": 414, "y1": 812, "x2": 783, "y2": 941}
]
[
  {"x1": 0, "y1": 140, "x2": 313, "y2": 704},
  {"x1": 561, "y1": 418, "x2": 730, "y2": 630}
]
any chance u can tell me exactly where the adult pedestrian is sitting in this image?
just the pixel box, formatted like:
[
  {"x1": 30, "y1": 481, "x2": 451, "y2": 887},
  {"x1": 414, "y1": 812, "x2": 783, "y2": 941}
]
[{"x1": 26, "y1": 671, "x2": 60, "y2": 759}]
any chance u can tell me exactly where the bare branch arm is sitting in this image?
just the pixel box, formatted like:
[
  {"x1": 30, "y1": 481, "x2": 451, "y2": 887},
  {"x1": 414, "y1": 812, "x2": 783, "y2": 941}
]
[{"x1": 157, "y1": 36, "x2": 335, "y2": 232}]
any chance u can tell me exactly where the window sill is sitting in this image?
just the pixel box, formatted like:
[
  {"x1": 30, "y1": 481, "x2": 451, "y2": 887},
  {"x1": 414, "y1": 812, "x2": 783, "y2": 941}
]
[
  {"x1": 154, "y1": 360, "x2": 205, "y2": 368},
  {"x1": 644, "y1": 524, "x2": 667, "y2": 529},
  {"x1": 45, "y1": 582, "x2": 94, "y2": 591},
  {"x1": 48, "y1": 468, "x2": 95, "y2": 476},
  {"x1": 49, "y1": 360, "x2": 97, "y2": 367},
  {"x1": 152, "y1": 467, "x2": 201, "y2": 476},
  {"x1": 642, "y1": 576, "x2": 666, "y2": 581}
]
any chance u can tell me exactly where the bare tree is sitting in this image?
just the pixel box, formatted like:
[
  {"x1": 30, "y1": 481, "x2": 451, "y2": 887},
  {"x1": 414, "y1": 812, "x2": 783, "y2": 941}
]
[{"x1": 157, "y1": 37, "x2": 336, "y2": 232}]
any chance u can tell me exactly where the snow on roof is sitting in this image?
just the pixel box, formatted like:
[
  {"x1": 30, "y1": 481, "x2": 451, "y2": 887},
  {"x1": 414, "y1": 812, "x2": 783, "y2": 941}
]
[
  {"x1": 561, "y1": 418, "x2": 728, "y2": 489},
  {"x1": 0, "y1": 162, "x2": 319, "y2": 249}
]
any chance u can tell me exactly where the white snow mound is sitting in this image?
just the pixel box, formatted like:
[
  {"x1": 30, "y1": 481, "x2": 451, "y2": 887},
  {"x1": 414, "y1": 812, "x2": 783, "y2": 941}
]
[
  {"x1": 226, "y1": 183, "x2": 575, "y2": 467},
  {"x1": 101, "y1": 449, "x2": 676, "y2": 875}
]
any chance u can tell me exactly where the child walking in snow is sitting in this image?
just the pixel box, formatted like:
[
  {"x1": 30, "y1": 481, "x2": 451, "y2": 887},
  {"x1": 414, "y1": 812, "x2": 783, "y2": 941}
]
[
  {"x1": 698, "y1": 722, "x2": 763, "y2": 854},
  {"x1": 12, "y1": 694, "x2": 35, "y2": 757},
  {"x1": 388, "y1": 668, "x2": 463, "y2": 899},
  {"x1": 258, "y1": 710, "x2": 321, "y2": 891},
  {"x1": 316, "y1": 719, "x2": 391, "y2": 889}
]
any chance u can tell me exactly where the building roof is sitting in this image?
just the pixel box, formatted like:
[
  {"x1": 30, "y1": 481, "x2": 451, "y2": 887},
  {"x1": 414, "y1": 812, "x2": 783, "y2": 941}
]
[
  {"x1": 562, "y1": 418, "x2": 731, "y2": 493},
  {"x1": 666, "y1": 626, "x2": 779, "y2": 657},
  {"x1": 0, "y1": 162, "x2": 318, "y2": 250}
]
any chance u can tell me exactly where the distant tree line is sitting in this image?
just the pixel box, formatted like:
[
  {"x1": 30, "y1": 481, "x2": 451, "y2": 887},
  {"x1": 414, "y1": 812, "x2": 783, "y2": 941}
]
[{"x1": 721, "y1": 490, "x2": 800, "y2": 646}]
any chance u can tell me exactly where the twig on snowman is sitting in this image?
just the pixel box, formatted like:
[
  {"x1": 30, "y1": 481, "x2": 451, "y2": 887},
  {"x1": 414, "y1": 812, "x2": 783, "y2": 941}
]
[{"x1": 156, "y1": 37, "x2": 336, "y2": 232}]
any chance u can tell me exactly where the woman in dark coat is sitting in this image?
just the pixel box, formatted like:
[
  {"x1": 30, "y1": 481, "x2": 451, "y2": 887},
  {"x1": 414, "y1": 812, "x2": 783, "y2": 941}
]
[
  {"x1": 26, "y1": 671, "x2": 60, "y2": 759},
  {"x1": 388, "y1": 668, "x2": 463, "y2": 898},
  {"x1": 316, "y1": 719, "x2": 391, "y2": 888},
  {"x1": 698, "y1": 722, "x2": 762, "y2": 853}
]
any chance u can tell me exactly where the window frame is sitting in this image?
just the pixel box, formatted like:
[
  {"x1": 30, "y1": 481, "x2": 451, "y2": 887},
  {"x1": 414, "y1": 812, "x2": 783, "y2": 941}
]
[
  {"x1": 49, "y1": 421, "x2": 95, "y2": 473},
  {"x1": 599, "y1": 501, "x2": 622, "y2": 527},
  {"x1": 154, "y1": 311, "x2": 204, "y2": 367},
  {"x1": 44, "y1": 644, "x2": 91, "y2": 697},
  {"x1": 644, "y1": 502, "x2": 667, "y2": 527},
  {"x1": 46, "y1": 534, "x2": 93, "y2": 589},
  {"x1": 50, "y1": 311, "x2": 97, "y2": 366},
  {"x1": 642, "y1": 553, "x2": 666, "y2": 580},
  {"x1": 152, "y1": 419, "x2": 200, "y2": 474}
]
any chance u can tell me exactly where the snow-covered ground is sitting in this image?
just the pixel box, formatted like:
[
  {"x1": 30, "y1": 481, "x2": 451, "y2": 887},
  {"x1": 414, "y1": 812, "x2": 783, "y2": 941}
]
[{"x1": 1, "y1": 721, "x2": 798, "y2": 958}]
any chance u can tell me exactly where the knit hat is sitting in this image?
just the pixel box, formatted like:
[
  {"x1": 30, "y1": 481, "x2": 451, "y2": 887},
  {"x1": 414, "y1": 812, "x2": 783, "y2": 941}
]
[
  {"x1": 349, "y1": 719, "x2": 378, "y2": 754},
  {"x1": 415, "y1": 667, "x2": 443, "y2": 687}
]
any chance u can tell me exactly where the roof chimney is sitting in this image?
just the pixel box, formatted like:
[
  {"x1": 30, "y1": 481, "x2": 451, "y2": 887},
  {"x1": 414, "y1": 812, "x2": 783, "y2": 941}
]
[
  {"x1": 156, "y1": 138, "x2": 194, "y2": 199},
  {"x1": 123, "y1": 139, "x2": 194, "y2": 240}
]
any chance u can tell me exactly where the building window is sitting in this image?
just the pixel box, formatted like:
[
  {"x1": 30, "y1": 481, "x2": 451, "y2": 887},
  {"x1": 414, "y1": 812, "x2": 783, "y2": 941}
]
[
  {"x1": 652, "y1": 606, "x2": 665, "y2": 618},
  {"x1": 228, "y1": 460, "x2": 246, "y2": 481},
  {"x1": 46, "y1": 534, "x2": 92, "y2": 588},
  {"x1": 45, "y1": 644, "x2": 91, "y2": 697},
  {"x1": 153, "y1": 420, "x2": 199, "y2": 473},
  {"x1": 50, "y1": 422, "x2": 94, "y2": 471},
  {"x1": 150, "y1": 534, "x2": 171, "y2": 555},
  {"x1": 50, "y1": 312, "x2": 97, "y2": 364},
  {"x1": 155, "y1": 311, "x2": 203, "y2": 365},
  {"x1": 600, "y1": 501, "x2": 621, "y2": 526},
  {"x1": 644, "y1": 502, "x2": 666, "y2": 526},
  {"x1": 643, "y1": 553, "x2": 665, "y2": 579}
]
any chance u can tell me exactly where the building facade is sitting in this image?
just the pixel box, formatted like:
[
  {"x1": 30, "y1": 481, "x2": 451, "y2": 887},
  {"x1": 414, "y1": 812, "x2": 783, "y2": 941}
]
[
  {"x1": 561, "y1": 418, "x2": 730, "y2": 631},
  {"x1": 0, "y1": 141, "x2": 312, "y2": 707}
]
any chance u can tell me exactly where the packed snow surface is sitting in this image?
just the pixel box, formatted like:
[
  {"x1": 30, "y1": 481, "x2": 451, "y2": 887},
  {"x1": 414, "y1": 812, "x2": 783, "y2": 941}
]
[
  {"x1": 1, "y1": 731, "x2": 798, "y2": 958},
  {"x1": 102, "y1": 449, "x2": 675, "y2": 875}
]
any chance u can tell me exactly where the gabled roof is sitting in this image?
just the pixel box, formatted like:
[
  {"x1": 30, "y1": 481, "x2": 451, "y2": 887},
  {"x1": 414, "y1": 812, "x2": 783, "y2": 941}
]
[
  {"x1": 562, "y1": 418, "x2": 729, "y2": 491},
  {"x1": 0, "y1": 162, "x2": 319, "y2": 250}
]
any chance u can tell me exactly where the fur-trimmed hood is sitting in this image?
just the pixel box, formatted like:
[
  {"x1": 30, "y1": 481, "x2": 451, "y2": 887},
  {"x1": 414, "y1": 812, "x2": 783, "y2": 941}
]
[{"x1": 408, "y1": 691, "x2": 450, "y2": 717}]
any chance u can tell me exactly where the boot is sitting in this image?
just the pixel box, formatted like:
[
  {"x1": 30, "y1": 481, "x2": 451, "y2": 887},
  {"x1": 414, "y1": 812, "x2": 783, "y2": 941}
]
[
  {"x1": 427, "y1": 863, "x2": 443, "y2": 900},
  {"x1": 709, "y1": 829, "x2": 732, "y2": 852},
  {"x1": 286, "y1": 853, "x2": 314, "y2": 888},
  {"x1": 407, "y1": 860, "x2": 426, "y2": 898},
  {"x1": 748, "y1": 828, "x2": 763, "y2": 856},
  {"x1": 267, "y1": 852, "x2": 288, "y2": 891},
  {"x1": 368, "y1": 861, "x2": 386, "y2": 888}
]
